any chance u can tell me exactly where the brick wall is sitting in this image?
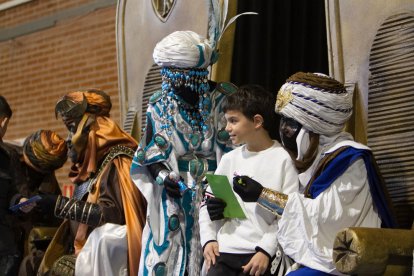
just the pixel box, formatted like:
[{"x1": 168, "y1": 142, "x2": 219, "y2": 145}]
[
  {"x1": 0, "y1": 0, "x2": 120, "y2": 187},
  {"x1": 1, "y1": 0, "x2": 93, "y2": 28}
]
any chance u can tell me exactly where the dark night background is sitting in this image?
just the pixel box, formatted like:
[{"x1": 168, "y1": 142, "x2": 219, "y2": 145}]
[{"x1": 231, "y1": 0, "x2": 328, "y2": 94}]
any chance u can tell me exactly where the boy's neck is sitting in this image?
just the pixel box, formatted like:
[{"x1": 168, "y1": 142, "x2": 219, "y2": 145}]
[{"x1": 245, "y1": 133, "x2": 274, "y2": 152}]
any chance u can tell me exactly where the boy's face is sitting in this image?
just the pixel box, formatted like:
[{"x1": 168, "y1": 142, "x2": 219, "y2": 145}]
[{"x1": 224, "y1": 110, "x2": 258, "y2": 146}]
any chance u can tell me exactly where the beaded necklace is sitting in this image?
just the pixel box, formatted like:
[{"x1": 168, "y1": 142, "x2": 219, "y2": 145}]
[{"x1": 159, "y1": 67, "x2": 211, "y2": 139}]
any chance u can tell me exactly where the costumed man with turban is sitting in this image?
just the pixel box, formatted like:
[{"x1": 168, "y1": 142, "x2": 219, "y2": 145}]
[
  {"x1": 18, "y1": 129, "x2": 67, "y2": 276},
  {"x1": 233, "y1": 72, "x2": 396, "y2": 275},
  {"x1": 130, "y1": 30, "x2": 236, "y2": 276},
  {"x1": 37, "y1": 89, "x2": 146, "y2": 276}
]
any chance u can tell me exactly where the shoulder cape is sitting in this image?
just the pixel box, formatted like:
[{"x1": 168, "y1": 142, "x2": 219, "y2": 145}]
[{"x1": 304, "y1": 146, "x2": 397, "y2": 228}]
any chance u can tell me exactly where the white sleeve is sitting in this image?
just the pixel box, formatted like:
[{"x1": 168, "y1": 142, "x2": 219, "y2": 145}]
[
  {"x1": 256, "y1": 216, "x2": 279, "y2": 256},
  {"x1": 277, "y1": 158, "x2": 381, "y2": 273},
  {"x1": 199, "y1": 201, "x2": 218, "y2": 248},
  {"x1": 281, "y1": 157, "x2": 299, "y2": 194},
  {"x1": 257, "y1": 155, "x2": 298, "y2": 257}
]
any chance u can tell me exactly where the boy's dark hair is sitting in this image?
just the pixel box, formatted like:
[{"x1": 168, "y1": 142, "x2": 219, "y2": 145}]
[
  {"x1": 222, "y1": 84, "x2": 280, "y2": 140},
  {"x1": 0, "y1": 95, "x2": 12, "y2": 118}
]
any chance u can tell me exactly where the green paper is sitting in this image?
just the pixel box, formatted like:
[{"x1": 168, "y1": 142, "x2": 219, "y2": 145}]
[{"x1": 205, "y1": 174, "x2": 246, "y2": 219}]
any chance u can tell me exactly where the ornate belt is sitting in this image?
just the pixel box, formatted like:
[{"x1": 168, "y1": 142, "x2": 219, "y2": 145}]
[{"x1": 177, "y1": 157, "x2": 217, "y2": 179}]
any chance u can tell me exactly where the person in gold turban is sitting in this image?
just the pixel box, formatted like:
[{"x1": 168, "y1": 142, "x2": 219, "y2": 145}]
[
  {"x1": 37, "y1": 89, "x2": 146, "y2": 276},
  {"x1": 23, "y1": 130, "x2": 67, "y2": 174},
  {"x1": 17, "y1": 130, "x2": 66, "y2": 276},
  {"x1": 20, "y1": 129, "x2": 67, "y2": 221}
]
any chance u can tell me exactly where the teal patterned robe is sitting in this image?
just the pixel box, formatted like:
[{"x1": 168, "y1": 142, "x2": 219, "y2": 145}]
[{"x1": 131, "y1": 87, "x2": 232, "y2": 276}]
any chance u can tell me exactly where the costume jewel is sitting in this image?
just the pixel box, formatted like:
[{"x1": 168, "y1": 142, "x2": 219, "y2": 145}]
[
  {"x1": 276, "y1": 86, "x2": 294, "y2": 112},
  {"x1": 159, "y1": 67, "x2": 211, "y2": 138}
]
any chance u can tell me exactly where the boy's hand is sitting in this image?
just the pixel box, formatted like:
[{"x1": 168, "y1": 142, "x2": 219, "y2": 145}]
[
  {"x1": 207, "y1": 197, "x2": 227, "y2": 220},
  {"x1": 233, "y1": 175, "x2": 263, "y2": 202},
  {"x1": 203, "y1": 241, "x2": 220, "y2": 271},
  {"x1": 242, "y1": 251, "x2": 269, "y2": 276}
]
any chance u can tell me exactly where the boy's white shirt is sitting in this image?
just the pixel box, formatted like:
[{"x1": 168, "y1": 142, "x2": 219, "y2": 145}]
[{"x1": 199, "y1": 140, "x2": 299, "y2": 256}]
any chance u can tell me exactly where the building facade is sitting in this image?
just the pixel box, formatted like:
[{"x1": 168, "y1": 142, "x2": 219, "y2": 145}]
[{"x1": 0, "y1": 0, "x2": 120, "y2": 189}]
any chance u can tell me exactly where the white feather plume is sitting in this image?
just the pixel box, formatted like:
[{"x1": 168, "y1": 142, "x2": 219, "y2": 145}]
[{"x1": 208, "y1": 0, "x2": 258, "y2": 50}]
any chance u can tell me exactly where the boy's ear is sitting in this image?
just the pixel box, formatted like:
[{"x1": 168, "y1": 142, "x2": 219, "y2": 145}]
[
  {"x1": 0, "y1": 116, "x2": 9, "y2": 128},
  {"x1": 253, "y1": 114, "x2": 264, "y2": 129},
  {"x1": 0, "y1": 116, "x2": 9, "y2": 138}
]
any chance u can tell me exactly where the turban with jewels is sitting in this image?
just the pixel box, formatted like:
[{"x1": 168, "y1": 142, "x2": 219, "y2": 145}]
[
  {"x1": 275, "y1": 72, "x2": 353, "y2": 136},
  {"x1": 153, "y1": 30, "x2": 214, "y2": 69},
  {"x1": 23, "y1": 130, "x2": 67, "y2": 173}
]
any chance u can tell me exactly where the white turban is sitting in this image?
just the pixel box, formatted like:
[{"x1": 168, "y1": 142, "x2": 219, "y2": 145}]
[
  {"x1": 275, "y1": 72, "x2": 353, "y2": 136},
  {"x1": 153, "y1": 31, "x2": 213, "y2": 68}
]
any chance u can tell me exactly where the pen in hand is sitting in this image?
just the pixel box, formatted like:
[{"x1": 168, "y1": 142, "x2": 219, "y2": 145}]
[{"x1": 233, "y1": 172, "x2": 246, "y2": 186}]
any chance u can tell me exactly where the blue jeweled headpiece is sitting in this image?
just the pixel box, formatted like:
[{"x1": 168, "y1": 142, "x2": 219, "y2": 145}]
[{"x1": 159, "y1": 67, "x2": 211, "y2": 138}]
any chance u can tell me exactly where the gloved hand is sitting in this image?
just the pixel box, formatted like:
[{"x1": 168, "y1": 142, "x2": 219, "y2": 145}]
[
  {"x1": 233, "y1": 175, "x2": 263, "y2": 202},
  {"x1": 37, "y1": 194, "x2": 58, "y2": 214},
  {"x1": 164, "y1": 173, "x2": 182, "y2": 198},
  {"x1": 207, "y1": 197, "x2": 227, "y2": 221}
]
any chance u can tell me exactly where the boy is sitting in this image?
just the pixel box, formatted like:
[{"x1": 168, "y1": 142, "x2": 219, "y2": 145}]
[{"x1": 199, "y1": 85, "x2": 299, "y2": 276}]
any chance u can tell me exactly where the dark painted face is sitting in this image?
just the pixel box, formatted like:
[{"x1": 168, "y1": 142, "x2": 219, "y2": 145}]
[
  {"x1": 174, "y1": 84, "x2": 199, "y2": 106},
  {"x1": 66, "y1": 132, "x2": 78, "y2": 163},
  {"x1": 62, "y1": 115, "x2": 87, "y2": 163},
  {"x1": 279, "y1": 116, "x2": 302, "y2": 154}
]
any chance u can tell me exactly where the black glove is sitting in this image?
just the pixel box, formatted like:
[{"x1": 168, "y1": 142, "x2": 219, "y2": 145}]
[
  {"x1": 36, "y1": 194, "x2": 58, "y2": 214},
  {"x1": 148, "y1": 163, "x2": 182, "y2": 198},
  {"x1": 164, "y1": 176, "x2": 182, "y2": 198},
  {"x1": 233, "y1": 175, "x2": 263, "y2": 202},
  {"x1": 207, "y1": 197, "x2": 227, "y2": 221}
]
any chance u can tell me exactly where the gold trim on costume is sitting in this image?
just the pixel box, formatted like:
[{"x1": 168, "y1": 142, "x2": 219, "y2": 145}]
[{"x1": 257, "y1": 188, "x2": 288, "y2": 216}]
